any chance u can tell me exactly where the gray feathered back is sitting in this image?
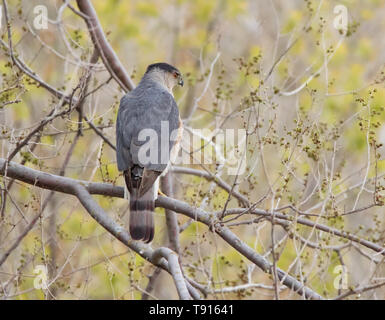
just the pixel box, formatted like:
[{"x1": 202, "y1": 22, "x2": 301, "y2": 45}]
[{"x1": 116, "y1": 76, "x2": 180, "y2": 173}]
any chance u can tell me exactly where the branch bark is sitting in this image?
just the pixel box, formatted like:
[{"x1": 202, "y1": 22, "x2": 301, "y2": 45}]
[
  {"x1": 0, "y1": 158, "x2": 200, "y2": 299},
  {"x1": 161, "y1": 173, "x2": 180, "y2": 253},
  {"x1": 151, "y1": 247, "x2": 191, "y2": 300},
  {"x1": 75, "y1": 0, "x2": 135, "y2": 92},
  {"x1": 0, "y1": 158, "x2": 323, "y2": 299}
]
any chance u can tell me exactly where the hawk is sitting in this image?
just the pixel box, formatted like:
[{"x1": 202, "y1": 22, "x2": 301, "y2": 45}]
[{"x1": 116, "y1": 63, "x2": 184, "y2": 243}]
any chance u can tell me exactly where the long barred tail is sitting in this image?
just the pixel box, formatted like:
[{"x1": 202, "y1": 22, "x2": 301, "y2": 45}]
[{"x1": 129, "y1": 189, "x2": 154, "y2": 243}]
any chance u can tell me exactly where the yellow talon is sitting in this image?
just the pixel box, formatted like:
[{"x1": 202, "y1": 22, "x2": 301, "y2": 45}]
[{"x1": 158, "y1": 189, "x2": 167, "y2": 197}]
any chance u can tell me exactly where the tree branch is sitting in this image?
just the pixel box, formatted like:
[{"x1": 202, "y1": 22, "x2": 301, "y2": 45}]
[
  {"x1": 161, "y1": 172, "x2": 180, "y2": 253},
  {"x1": 0, "y1": 158, "x2": 323, "y2": 299},
  {"x1": 171, "y1": 166, "x2": 250, "y2": 207},
  {"x1": 151, "y1": 247, "x2": 191, "y2": 300},
  {"x1": 221, "y1": 208, "x2": 385, "y2": 257},
  {"x1": 75, "y1": 0, "x2": 135, "y2": 92}
]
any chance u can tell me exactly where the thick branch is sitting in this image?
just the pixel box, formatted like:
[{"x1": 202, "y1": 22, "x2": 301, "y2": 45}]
[
  {"x1": 161, "y1": 173, "x2": 180, "y2": 253},
  {"x1": 151, "y1": 247, "x2": 191, "y2": 300},
  {"x1": 0, "y1": 158, "x2": 323, "y2": 299},
  {"x1": 75, "y1": 0, "x2": 135, "y2": 92}
]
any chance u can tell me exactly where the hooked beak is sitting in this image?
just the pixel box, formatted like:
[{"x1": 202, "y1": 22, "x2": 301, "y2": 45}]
[{"x1": 178, "y1": 76, "x2": 184, "y2": 87}]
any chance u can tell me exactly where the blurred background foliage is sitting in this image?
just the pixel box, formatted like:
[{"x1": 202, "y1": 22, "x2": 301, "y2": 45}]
[{"x1": 1, "y1": 0, "x2": 385, "y2": 299}]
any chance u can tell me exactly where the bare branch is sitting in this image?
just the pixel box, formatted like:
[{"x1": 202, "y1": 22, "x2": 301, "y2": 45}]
[
  {"x1": 161, "y1": 172, "x2": 180, "y2": 253},
  {"x1": 222, "y1": 208, "x2": 385, "y2": 256},
  {"x1": 151, "y1": 247, "x2": 191, "y2": 300},
  {"x1": 142, "y1": 267, "x2": 162, "y2": 300},
  {"x1": 0, "y1": 158, "x2": 323, "y2": 299},
  {"x1": 171, "y1": 166, "x2": 250, "y2": 207},
  {"x1": 75, "y1": 0, "x2": 135, "y2": 92}
]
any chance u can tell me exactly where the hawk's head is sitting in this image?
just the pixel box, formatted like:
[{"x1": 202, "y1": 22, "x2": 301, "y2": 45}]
[{"x1": 145, "y1": 62, "x2": 184, "y2": 92}]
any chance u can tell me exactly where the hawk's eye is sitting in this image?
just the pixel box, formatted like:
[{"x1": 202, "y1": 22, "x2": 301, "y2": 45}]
[{"x1": 173, "y1": 72, "x2": 179, "y2": 78}]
